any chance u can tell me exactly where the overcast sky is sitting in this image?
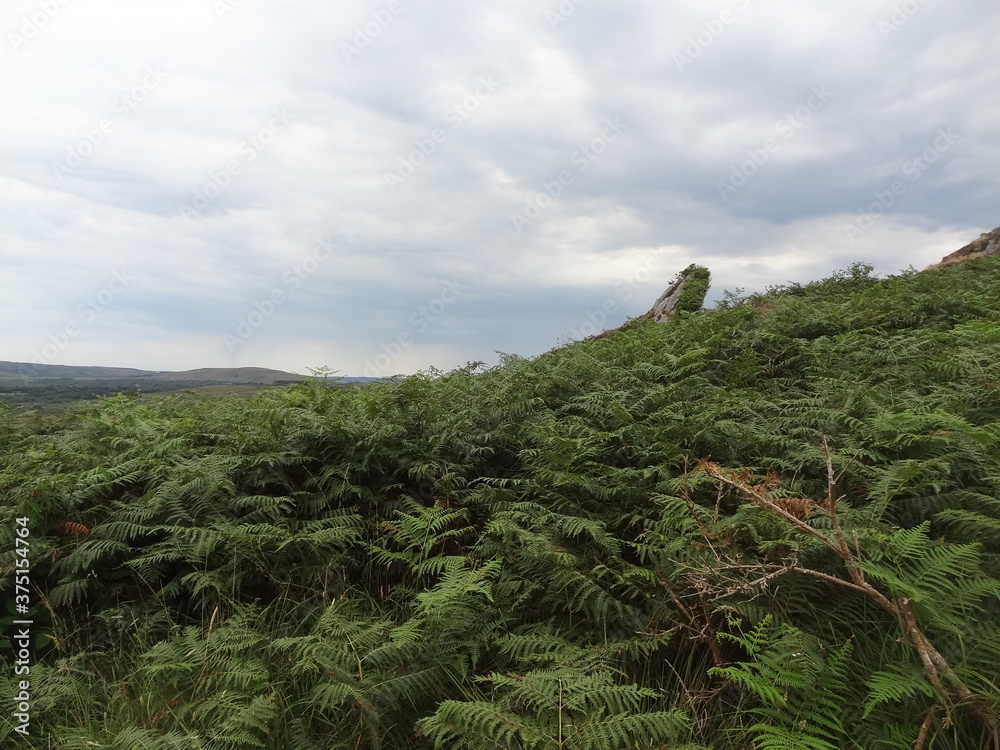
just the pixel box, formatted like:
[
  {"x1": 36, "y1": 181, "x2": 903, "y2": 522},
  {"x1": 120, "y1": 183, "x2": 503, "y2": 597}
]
[{"x1": 1, "y1": 0, "x2": 997, "y2": 376}]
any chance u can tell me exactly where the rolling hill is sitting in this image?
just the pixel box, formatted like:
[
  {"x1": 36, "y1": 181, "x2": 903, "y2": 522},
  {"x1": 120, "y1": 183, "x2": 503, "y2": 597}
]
[{"x1": 0, "y1": 361, "x2": 305, "y2": 385}]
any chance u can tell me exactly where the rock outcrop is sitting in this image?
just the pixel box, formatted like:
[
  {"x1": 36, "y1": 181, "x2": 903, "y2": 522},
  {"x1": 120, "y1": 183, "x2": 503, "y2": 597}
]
[
  {"x1": 932, "y1": 225, "x2": 1000, "y2": 268},
  {"x1": 587, "y1": 264, "x2": 711, "y2": 341},
  {"x1": 640, "y1": 264, "x2": 711, "y2": 322}
]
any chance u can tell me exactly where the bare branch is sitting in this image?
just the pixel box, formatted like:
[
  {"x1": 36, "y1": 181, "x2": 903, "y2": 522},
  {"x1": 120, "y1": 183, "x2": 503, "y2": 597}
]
[
  {"x1": 914, "y1": 705, "x2": 938, "y2": 750},
  {"x1": 697, "y1": 451, "x2": 1000, "y2": 742},
  {"x1": 697, "y1": 460, "x2": 842, "y2": 556},
  {"x1": 820, "y1": 434, "x2": 865, "y2": 586}
]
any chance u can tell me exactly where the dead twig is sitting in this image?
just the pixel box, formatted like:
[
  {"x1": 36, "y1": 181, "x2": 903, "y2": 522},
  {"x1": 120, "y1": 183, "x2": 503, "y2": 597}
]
[{"x1": 696, "y1": 437, "x2": 1000, "y2": 743}]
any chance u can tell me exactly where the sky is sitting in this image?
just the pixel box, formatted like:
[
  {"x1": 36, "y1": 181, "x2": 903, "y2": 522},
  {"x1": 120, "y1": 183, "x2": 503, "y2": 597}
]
[{"x1": 1, "y1": 0, "x2": 997, "y2": 377}]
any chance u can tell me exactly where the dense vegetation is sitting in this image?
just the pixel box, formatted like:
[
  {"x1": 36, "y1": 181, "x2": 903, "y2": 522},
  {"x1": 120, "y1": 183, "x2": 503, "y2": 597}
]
[{"x1": 2, "y1": 257, "x2": 999, "y2": 749}]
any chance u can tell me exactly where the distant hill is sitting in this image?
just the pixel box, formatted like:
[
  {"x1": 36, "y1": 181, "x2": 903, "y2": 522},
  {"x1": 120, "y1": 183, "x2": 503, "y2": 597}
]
[
  {"x1": 0, "y1": 361, "x2": 153, "y2": 380},
  {"x1": 0, "y1": 362, "x2": 378, "y2": 410},
  {"x1": 135, "y1": 367, "x2": 307, "y2": 386},
  {"x1": 0, "y1": 361, "x2": 307, "y2": 385}
]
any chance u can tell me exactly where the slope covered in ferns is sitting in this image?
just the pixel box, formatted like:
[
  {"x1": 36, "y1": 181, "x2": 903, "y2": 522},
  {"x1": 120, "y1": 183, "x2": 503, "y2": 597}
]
[{"x1": 1, "y1": 256, "x2": 999, "y2": 749}]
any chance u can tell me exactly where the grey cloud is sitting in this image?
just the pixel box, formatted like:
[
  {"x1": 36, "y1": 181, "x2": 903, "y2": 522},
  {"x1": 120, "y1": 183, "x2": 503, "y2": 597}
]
[{"x1": 0, "y1": 0, "x2": 996, "y2": 373}]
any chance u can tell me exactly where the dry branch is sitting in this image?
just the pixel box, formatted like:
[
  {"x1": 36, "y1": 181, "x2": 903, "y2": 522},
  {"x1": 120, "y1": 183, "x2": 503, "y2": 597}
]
[{"x1": 696, "y1": 439, "x2": 1000, "y2": 745}]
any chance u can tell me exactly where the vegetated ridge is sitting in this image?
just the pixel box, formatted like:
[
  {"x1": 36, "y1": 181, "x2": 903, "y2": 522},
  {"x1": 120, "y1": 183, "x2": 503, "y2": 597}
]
[
  {"x1": 0, "y1": 362, "x2": 306, "y2": 385},
  {"x1": 0, "y1": 364, "x2": 377, "y2": 410},
  {"x1": 1, "y1": 229, "x2": 999, "y2": 749}
]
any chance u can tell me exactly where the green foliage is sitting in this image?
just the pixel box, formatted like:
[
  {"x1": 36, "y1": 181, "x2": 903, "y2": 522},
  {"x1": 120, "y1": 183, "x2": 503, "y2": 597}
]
[
  {"x1": 711, "y1": 616, "x2": 853, "y2": 750},
  {"x1": 2, "y1": 255, "x2": 1000, "y2": 748},
  {"x1": 675, "y1": 263, "x2": 712, "y2": 313},
  {"x1": 420, "y1": 665, "x2": 690, "y2": 750}
]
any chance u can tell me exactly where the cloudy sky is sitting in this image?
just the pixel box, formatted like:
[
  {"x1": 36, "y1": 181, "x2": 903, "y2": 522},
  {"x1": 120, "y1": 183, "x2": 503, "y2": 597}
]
[{"x1": 1, "y1": 0, "x2": 997, "y2": 376}]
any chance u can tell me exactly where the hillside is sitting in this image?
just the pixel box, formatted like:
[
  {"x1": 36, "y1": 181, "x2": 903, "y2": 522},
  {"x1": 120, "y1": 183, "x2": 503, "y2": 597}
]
[
  {"x1": 0, "y1": 362, "x2": 153, "y2": 379},
  {"x1": 0, "y1": 364, "x2": 341, "y2": 411},
  {"x1": 141, "y1": 367, "x2": 306, "y2": 385},
  {"x1": 1, "y1": 253, "x2": 999, "y2": 749},
  {"x1": 0, "y1": 362, "x2": 305, "y2": 384}
]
